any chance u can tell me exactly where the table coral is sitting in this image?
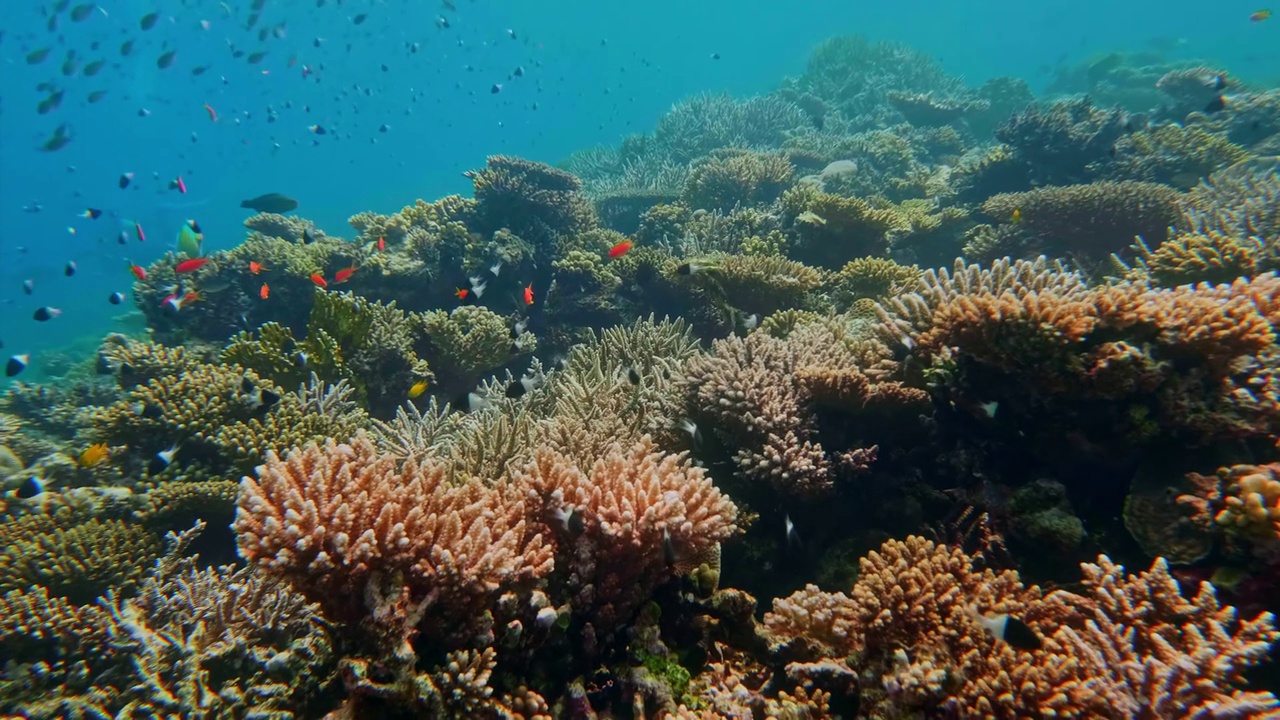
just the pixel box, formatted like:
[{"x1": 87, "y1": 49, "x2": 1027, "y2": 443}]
[{"x1": 979, "y1": 180, "x2": 1182, "y2": 263}]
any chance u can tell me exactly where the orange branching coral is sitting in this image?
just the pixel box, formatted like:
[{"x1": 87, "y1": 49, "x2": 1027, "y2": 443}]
[
  {"x1": 518, "y1": 436, "x2": 741, "y2": 630},
  {"x1": 234, "y1": 432, "x2": 554, "y2": 640},
  {"x1": 764, "y1": 536, "x2": 1280, "y2": 719},
  {"x1": 875, "y1": 259, "x2": 1280, "y2": 444}
]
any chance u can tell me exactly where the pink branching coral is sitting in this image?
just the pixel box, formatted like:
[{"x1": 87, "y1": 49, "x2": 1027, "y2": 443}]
[
  {"x1": 764, "y1": 536, "x2": 1280, "y2": 719},
  {"x1": 518, "y1": 435, "x2": 741, "y2": 632},
  {"x1": 235, "y1": 431, "x2": 554, "y2": 644}
]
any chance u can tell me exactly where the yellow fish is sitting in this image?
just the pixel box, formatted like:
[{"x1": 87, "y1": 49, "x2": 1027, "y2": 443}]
[
  {"x1": 408, "y1": 380, "x2": 430, "y2": 398},
  {"x1": 1011, "y1": 209, "x2": 1023, "y2": 224},
  {"x1": 78, "y1": 443, "x2": 110, "y2": 467}
]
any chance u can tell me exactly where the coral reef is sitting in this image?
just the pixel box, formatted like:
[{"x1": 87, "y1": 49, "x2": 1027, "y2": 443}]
[
  {"x1": 765, "y1": 536, "x2": 1280, "y2": 717},
  {"x1": 7, "y1": 28, "x2": 1280, "y2": 719},
  {"x1": 975, "y1": 181, "x2": 1182, "y2": 264}
]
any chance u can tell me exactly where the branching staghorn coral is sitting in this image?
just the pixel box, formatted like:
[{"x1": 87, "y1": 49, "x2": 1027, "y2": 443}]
[
  {"x1": 781, "y1": 35, "x2": 970, "y2": 127},
  {"x1": 1097, "y1": 124, "x2": 1249, "y2": 188},
  {"x1": 764, "y1": 535, "x2": 1280, "y2": 718},
  {"x1": 994, "y1": 97, "x2": 1128, "y2": 186},
  {"x1": 874, "y1": 258, "x2": 1280, "y2": 453},
  {"x1": 1122, "y1": 231, "x2": 1280, "y2": 287},
  {"x1": 0, "y1": 513, "x2": 160, "y2": 603},
  {"x1": 1178, "y1": 159, "x2": 1280, "y2": 241},
  {"x1": 467, "y1": 155, "x2": 598, "y2": 255},
  {"x1": 0, "y1": 523, "x2": 333, "y2": 719},
  {"x1": 537, "y1": 315, "x2": 700, "y2": 467},
  {"x1": 306, "y1": 290, "x2": 431, "y2": 416},
  {"x1": 236, "y1": 432, "x2": 555, "y2": 641},
  {"x1": 419, "y1": 304, "x2": 529, "y2": 394},
  {"x1": 517, "y1": 435, "x2": 742, "y2": 631},
  {"x1": 680, "y1": 317, "x2": 905, "y2": 497},
  {"x1": 667, "y1": 253, "x2": 828, "y2": 317},
  {"x1": 780, "y1": 184, "x2": 907, "y2": 269},
  {"x1": 680, "y1": 149, "x2": 794, "y2": 212}
]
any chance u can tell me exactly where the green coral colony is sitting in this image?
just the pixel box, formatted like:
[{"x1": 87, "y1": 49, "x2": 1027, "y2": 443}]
[{"x1": 6, "y1": 34, "x2": 1280, "y2": 719}]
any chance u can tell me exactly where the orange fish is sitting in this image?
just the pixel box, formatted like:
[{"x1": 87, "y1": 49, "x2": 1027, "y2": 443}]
[
  {"x1": 260, "y1": 283, "x2": 270, "y2": 299},
  {"x1": 78, "y1": 443, "x2": 110, "y2": 468},
  {"x1": 455, "y1": 287, "x2": 469, "y2": 301},
  {"x1": 203, "y1": 102, "x2": 218, "y2": 122},
  {"x1": 311, "y1": 272, "x2": 328, "y2": 288},
  {"x1": 608, "y1": 239, "x2": 634, "y2": 258},
  {"x1": 175, "y1": 257, "x2": 208, "y2": 273},
  {"x1": 128, "y1": 263, "x2": 147, "y2": 281},
  {"x1": 333, "y1": 266, "x2": 357, "y2": 284},
  {"x1": 377, "y1": 235, "x2": 386, "y2": 251},
  {"x1": 523, "y1": 283, "x2": 534, "y2": 305},
  {"x1": 249, "y1": 261, "x2": 267, "y2": 274},
  {"x1": 1251, "y1": 8, "x2": 1272, "y2": 21}
]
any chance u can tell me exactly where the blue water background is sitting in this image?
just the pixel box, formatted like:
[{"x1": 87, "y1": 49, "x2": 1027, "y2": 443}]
[{"x1": 1, "y1": 0, "x2": 1276, "y2": 382}]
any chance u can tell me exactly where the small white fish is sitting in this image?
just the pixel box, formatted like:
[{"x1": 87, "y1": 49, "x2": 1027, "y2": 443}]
[
  {"x1": 785, "y1": 514, "x2": 801, "y2": 548},
  {"x1": 977, "y1": 401, "x2": 999, "y2": 418},
  {"x1": 489, "y1": 260, "x2": 503, "y2": 277},
  {"x1": 469, "y1": 276, "x2": 487, "y2": 298},
  {"x1": 742, "y1": 313, "x2": 760, "y2": 331}
]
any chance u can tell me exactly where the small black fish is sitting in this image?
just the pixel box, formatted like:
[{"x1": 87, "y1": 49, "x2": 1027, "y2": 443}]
[
  {"x1": 120, "y1": 39, "x2": 134, "y2": 56},
  {"x1": 140, "y1": 11, "x2": 159, "y2": 30},
  {"x1": 109, "y1": 291, "x2": 125, "y2": 304},
  {"x1": 65, "y1": 261, "x2": 77, "y2": 276},
  {"x1": 22, "y1": 279, "x2": 34, "y2": 295},
  {"x1": 247, "y1": 51, "x2": 267, "y2": 64},
  {"x1": 6, "y1": 354, "x2": 29, "y2": 377},
  {"x1": 119, "y1": 172, "x2": 133, "y2": 188},
  {"x1": 626, "y1": 366, "x2": 640, "y2": 385},
  {"x1": 1204, "y1": 96, "x2": 1227, "y2": 113},
  {"x1": 157, "y1": 49, "x2": 176, "y2": 69},
  {"x1": 491, "y1": 83, "x2": 502, "y2": 94},
  {"x1": 301, "y1": 228, "x2": 314, "y2": 244},
  {"x1": 83, "y1": 207, "x2": 103, "y2": 219},
  {"x1": 710, "y1": 52, "x2": 721, "y2": 60},
  {"x1": 117, "y1": 231, "x2": 128, "y2": 244},
  {"x1": 352, "y1": 13, "x2": 367, "y2": 24},
  {"x1": 379, "y1": 123, "x2": 390, "y2": 132},
  {"x1": 33, "y1": 307, "x2": 61, "y2": 321},
  {"x1": 70, "y1": 3, "x2": 94, "y2": 21},
  {"x1": 140, "y1": 402, "x2": 163, "y2": 419},
  {"x1": 87, "y1": 90, "x2": 107, "y2": 103},
  {"x1": 16, "y1": 476, "x2": 44, "y2": 499},
  {"x1": 82, "y1": 58, "x2": 105, "y2": 76},
  {"x1": 26, "y1": 47, "x2": 51, "y2": 64}
]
